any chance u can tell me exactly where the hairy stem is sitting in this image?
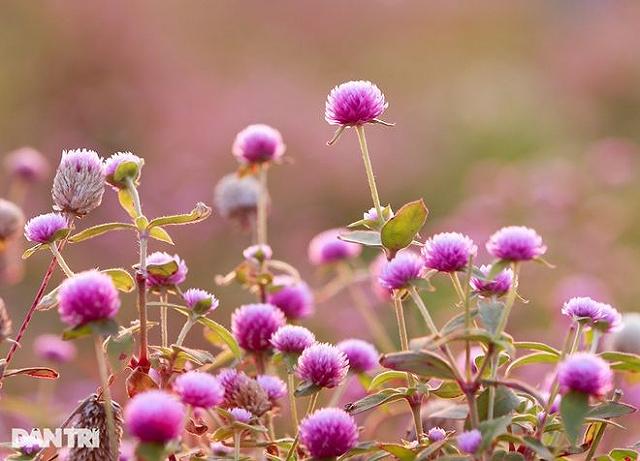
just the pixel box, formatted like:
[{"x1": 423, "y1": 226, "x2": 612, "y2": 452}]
[
  {"x1": 234, "y1": 430, "x2": 241, "y2": 461},
  {"x1": 49, "y1": 243, "x2": 74, "y2": 278},
  {"x1": 175, "y1": 317, "x2": 195, "y2": 346},
  {"x1": 94, "y1": 335, "x2": 117, "y2": 459},
  {"x1": 355, "y1": 125, "x2": 383, "y2": 224}
]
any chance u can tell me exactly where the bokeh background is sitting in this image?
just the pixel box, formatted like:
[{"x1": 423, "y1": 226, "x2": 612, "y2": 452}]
[{"x1": 1, "y1": 0, "x2": 640, "y2": 451}]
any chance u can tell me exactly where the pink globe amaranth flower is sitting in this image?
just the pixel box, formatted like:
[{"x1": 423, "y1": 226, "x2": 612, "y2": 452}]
[
  {"x1": 146, "y1": 252, "x2": 188, "y2": 288},
  {"x1": 229, "y1": 407, "x2": 253, "y2": 424},
  {"x1": 595, "y1": 303, "x2": 622, "y2": 333},
  {"x1": 427, "y1": 426, "x2": 446, "y2": 442},
  {"x1": 457, "y1": 429, "x2": 482, "y2": 454},
  {"x1": 231, "y1": 303, "x2": 286, "y2": 352},
  {"x1": 325, "y1": 80, "x2": 388, "y2": 126},
  {"x1": 337, "y1": 339, "x2": 379, "y2": 374},
  {"x1": 557, "y1": 352, "x2": 613, "y2": 397},
  {"x1": 308, "y1": 228, "x2": 362, "y2": 266},
  {"x1": 561, "y1": 297, "x2": 603, "y2": 325},
  {"x1": 33, "y1": 334, "x2": 77, "y2": 363},
  {"x1": 486, "y1": 226, "x2": 546, "y2": 262},
  {"x1": 125, "y1": 390, "x2": 185, "y2": 443},
  {"x1": 243, "y1": 244, "x2": 272, "y2": 264},
  {"x1": 297, "y1": 342, "x2": 349, "y2": 388},
  {"x1": 0, "y1": 198, "x2": 24, "y2": 242},
  {"x1": 213, "y1": 173, "x2": 265, "y2": 224},
  {"x1": 182, "y1": 288, "x2": 219, "y2": 314},
  {"x1": 422, "y1": 232, "x2": 477, "y2": 273},
  {"x1": 24, "y1": 212, "x2": 69, "y2": 244},
  {"x1": 470, "y1": 264, "x2": 513, "y2": 297},
  {"x1": 58, "y1": 270, "x2": 120, "y2": 327},
  {"x1": 4, "y1": 146, "x2": 49, "y2": 182},
  {"x1": 256, "y1": 375, "x2": 287, "y2": 403},
  {"x1": 267, "y1": 276, "x2": 314, "y2": 320},
  {"x1": 270, "y1": 325, "x2": 316, "y2": 354},
  {"x1": 299, "y1": 408, "x2": 358, "y2": 458},
  {"x1": 370, "y1": 253, "x2": 393, "y2": 301},
  {"x1": 104, "y1": 152, "x2": 144, "y2": 189},
  {"x1": 379, "y1": 251, "x2": 424, "y2": 290},
  {"x1": 232, "y1": 124, "x2": 286, "y2": 165},
  {"x1": 174, "y1": 371, "x2": 224, "y2": 409},
  {"x1": 52, "y1": 148, "x2": 105, "y2": 217}
]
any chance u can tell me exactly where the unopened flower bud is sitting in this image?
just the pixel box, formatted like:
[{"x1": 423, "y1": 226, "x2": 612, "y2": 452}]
[
  {"x1": 52, "y1": 149, "x2": 105, "y2": 217},
  {"x1": 213, "y1": 173, "x2": 266, "y2": 227},
  {"x1": 104, "y1": 152, "x2": 144, "y2": 189},
  {"x1": 0, "y1": 198, "x2": 24, "y2": 245}
]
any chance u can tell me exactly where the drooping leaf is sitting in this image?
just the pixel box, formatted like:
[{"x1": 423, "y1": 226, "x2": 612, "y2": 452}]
[
  {"x1": 69, "y1": 222, "x2": 136, "y2": 243},
  {"x1": 338, "y1": 230, "x2": 382, "y2": 247},
  {"x1": 171, "y1": 345, "x2": 215, "y2": 367},
  {"x1": 381, "y1": 199, "x2": 428, "y2": 254},
  {"x1": 62, "y1": 319, "x2": 119, "y2": 341},
  {"x1": 345, "y1": 388, "x2": 407, "y2": 415},
  {"x1": 3, "y1": 367, "x2": 59, "y2": 379},
  {"x1": 430, "y1": 380, "x2": 464, "y2": 399},
  {"x1": 147, "y1": 202, "x2": 212, "y2": 228},
  {"x1": 102, "y1": 268, "x2": 135, "y2": 292},
  {"x1": 380, "y1": 350, "x2": 457, "y2": 380},
  {"x1": 521, "y1": 436, "x2": 554, "y2": 460},
  {"x1": 506, "y1": 352, "x2": 559, "y2": 375},
  {"x1": 196, "y1": 316, "x2": 242, "y2": 360},
  {"x1": 560, "y1": 390, "x2": 590, "y2": 446},
  {"x1": 368, "y1": 370, "x2": 407, "y2": 391}
]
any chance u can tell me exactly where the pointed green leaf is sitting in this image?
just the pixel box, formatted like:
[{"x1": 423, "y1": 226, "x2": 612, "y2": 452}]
[
  {"x1": 117, "y1": 188, "x2": 138, "y2": 219},
  {"x1": 294, "y1": 381, "x2": 322, "y2": 397},
  {"x1": 21, "y1": 243, "x2": 45, "y2": 259},
  {"x1": 196, "y1": 316, "x2": 241, "y2": 359},
  {"x1": 380, "y1": 350, "x2": 456, "y2": 380},
  {"x1": 149, "y1": 226, "x2": 174, "y2": 244},
  {"x1": 506, "y1": 352, "x2": 559, "y2": 375},
  {"x1": 102, "y1": 268, "x2": 135, "y2": 292},
  {"x1": 147, "y1": 202, "x2": 212, "y2": 228},
  {"x1": 477, "y1": 386, "x2": 519, "y2": 421},
  {"x1": 69, "y1": 222, "x2": 136, "y2": 243},
  {"x1": 338, "y1": 230, "x2": 381, "y2": 247},
  {"x1": 513, "y1": 342, "x2": 560, "y2": 356},
  {"x1": 368, "y1": 370, "x2": 407, "y2": 391},
  {"x1": 381, "y1": 199, "x2": 428, "y2": 253},
  {"x1": 147, "y1": 260, "x2": 179, "y2": 278},
  {"x1": 560, "y1": 390, "x2": 590, "y2": 446},
  {"x1": 344, "y1": 388, "x2": 407, "y2": 415}
]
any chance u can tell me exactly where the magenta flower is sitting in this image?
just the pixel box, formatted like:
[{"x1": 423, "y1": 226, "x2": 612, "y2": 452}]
[
  {"x1": 52, "y1": 148, "x2": 105, "y2": 216},
  {"x1": 427, "y1": 427, "x2": 446, "y2": 442},
  {"x1": 174, "y1": 371, "x2": 224, "y2": 409},
  {"x1": 267, "y1": 276, "x2": 314, "y2": 320},
  {"x1": 146, "y1": 252, "x2": 188, "y2": 288},
  {"x1": 422, "y1": 232, "x2": 477, "y2": 273},
  {"x1": 104, "y1": 152, "x2": 144, "y2": 189},
  {"x1": 125, "y1": 390, "x2": 185, "y2": 443},
  {"x1": 33, "y1": 334, "x2": 77, "y2": 363},
  {"x1": 4, "y1": 146, "x2": 49, "y2": 182},
  {"x1": 58, "y1": 270, "x2": 120, "y2": 327},
  {"x1": 308, "y1": 228, "x2": 362, "y2": 266},
  {"x1": 561, "y1": 297, "x2": 603, "y2": 325},
  {"x1": 243, "y1": 244, "x2": 273, "y2": 264},
  {"x1": 270, "y1": 325, "x2": 316, "y2": 355},
  {"x1": 379, "y1": 251, "x2": 424, "y2": 290},
  {"x1": 470, "y1": 264, "x2": 513, "y2": 297},
  {"x1": 228, "y1": 407, "x2": 252, "y2": 424},
  {"x1": 457, "y1": 429, "x2": 482, "y2": 454},
  {"x1": 24, "y1": 213, "x2": 69, "y2": 244},
  {"x1": 325, "y1": 80, "x2": 388, "y2": 126},
  {"x1": 557, "y1": 352, "x2": 613, "y2": 397},
  {"x1": 299, "y1": 408, "x2": 358, "y2": 458},
  {"x1": 297, "y1": 343, "x2": 349, "y2": 388},
  {"x1": 183, "y1": 288, "x2": 219, "y2": 314},
  {"x1": 370, "y1": 253, "x2": 392, "y2": 301},
  {"x1": 232, "y1": 124, "x2": 286, "y2": 165},
  {"x1": 595, "y1": 303, "x2": 622, "y2": 333},
  {"x1": 337, "y1": 339, "x2": 379, "y2": 374},
  {"x1": 256, "y1": 375, "x2": 287, "y2": 403},
  {"x1": 486, "y1": 226, "x2": 546, "y2": 262},
  {"x1": 231, "y1": 303, "x2": 286, "y2": 352}
]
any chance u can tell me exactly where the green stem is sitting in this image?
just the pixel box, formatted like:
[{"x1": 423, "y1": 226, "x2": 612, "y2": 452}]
[
  {"x1": 234, "y1": 430, "x2": 241, "y2": 461},
  {"x1": 94, "y1": 335, "x2": 117, "y2": 459},
  {"x1": 355, "y1": 125, "x2": 383, "y2": 224},
  {"x1": 49, "y1": 244, "x2": 74, "y2": 278},
  {"x1": 175, "y1": 317, "x2": 195, "y2": 346},
  {"x1": 160, "y1": 293, "x2": 169, "y2": 348},
  {"x1": 286, "y1": 393, "x2": 319, "y2": 461},
  {"x1": 287, "y1": 373, "x2": 299, "y2": 430},
  {"x1": 257, "y1": 166, "x2": 268, "y2": 246}
]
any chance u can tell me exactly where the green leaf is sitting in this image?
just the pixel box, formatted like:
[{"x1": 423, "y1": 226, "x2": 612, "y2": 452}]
[
  {"x1": 102, "y1": 268, "x2": 135, "y2": 292},
  {"x1": 3, "y1": 367, "x2": 59, "y2": 379},
  {"x1": 62, "y1": 319, "x2": 119, "y2": 341},
  {"x1": 441, "y1": 308, "x2": 479, "y2": 335},
  {"x1": 381, "y1": 199, "x2": 428, "y2": 254},
  {"x1": 506, "y1": 352, "x2": 559, "y2": 375},
  {"x1": 196, "y1": 316, "x2": 242, "y2": 359},
  {"x1": 117, "y1": 188, "x2": 138, "y2": 219},
  {"x1": 430, "y1": 380, "x2": 464, "y2": 399},
  {"x1": 477, "y1": 386, "x2": 520, "y2": 421},
  {"x1": 491, "y1": 451, "x2": 525, "y2": 461},
  {"x1": 171, "y1": 345, "x2": 215, "y2": 366},
  {"x1": 380, "y1": 350, "x2": 457, "y2": 380},
  {"x1": 69, "y1": 222, "x2": 136, "y2": 243},
  {"x1": 478, "y1": 300, "x2": 505, "y2": 336},
  {"x1": 345, "y1": 388, "x2": 407, "y2": 415},
  {"x1": 560, "y1": 390, "x2": 590, "y2": 446},
  {"x1": 294, "y1": 381, "x2": 322, "y2": 397},
  {"x1": 609, "y1": 449, "x2": 639, "y2": 461},
  {"x1": 378, "y1": 443, "x2": 416, "y2": 461},
  {"x1": 479, "y1": 415, "x2": 512, "y2": 450},
  {"x1": 368, "y1": 370, "x2": 408, "y2": 391},
  {"x1": 148, "y1": 226, "x2": 174, "y2": 244},
  {"x1": 513, "y1": 342, "x2": 560, "y2": 356},
  {"x1": 338, "y1": 230, "x2": 381, "y2": 247},
  {"x1": 521, "y1": 436, "x2": 554, "y2": 460},
  {"x1": 416, "y1": 440, "x2": 448, "y2": 460},
  {"x1": 135, "y1": 442, "x2": 170, "y2": 461},
  {"x1": 21, "y1": 243, "x2": 45, "y2": 259},
  {"x1": 600, "y1": 351, "x2": 640, "y2": 373},
  {"x1": 146, "y1": 260, "x2": 179, "y2": 278},
  {"x1": 147, "y1": 202, "x2": 212, "y2": 228},
  {"x1": 587, "y1": 401, "x2": 637, "y2": 419}
]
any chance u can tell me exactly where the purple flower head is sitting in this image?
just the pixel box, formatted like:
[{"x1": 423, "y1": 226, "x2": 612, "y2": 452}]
[
  {"x1": 256, "y1": 375, "x2": 287, "y2": 403},
  {"x1": 229, "y1": 407, "x2": 252, "y2": 424},
  {"x1": 379, "y1": 251, "x2": 424, "y2": 290},
  {"x1": 270, "y1": 325, "x2": 316, "y2": 354},
  {"x1": 232, "y1": 124, "x2": 286, "y2": 165},
  {"x1": 24, "y1": 213, "x2": 69, "y2": 244},
  {"x1": 337, "y1": 339, "x2": 379, "y2": 374},
  {"x1": 58, "y1": 270, "x2": 120, "y2": 327},
  {"x1": 52, "y1": 148, "x2": 105, "y2": 216},
  {"x1": 325, "y1": 80, "x2": 388, "y2": 126},
  {"x1": 595, "y1": 303, "x2": 622, "y2": 333},
  {"x1": 217, "y1": 368, "x2": 244, "y2": 399},
  {"x1": 557, "y1": 352, "x2": 613, "y2": 397},
  {"x1": 125, "y1": 390, "x2": 185, "y2": 443},
  {"x1": 146, "y1": 252, "x2": 188, "y2": 288},
  {"x1": 308, "y1": 228, "x2": 362, "y2": 266},
  {"x1": 174, "y1": 371, "x2": 224, "y2": 409},
  {"x1": 422, "y1": 232, "x2": 477, "y2": 273},
  {"x1": 457, "y1": 429, "x2": 482, "y2": 454},
  {"x1": 470, "y1": 264, "x2": 513, "y2": 297},
  {"x1": 232, "y1": 303, "x2": 286, "y2": 352},
  {"x1": 297, "y1": 342, "x2": 349, "y2": 388},
  {"x1": 183, "y1": 288, "x2": 219, "y2": 314},
  {"x1": 561, "y1": 297, "x2": 603, "y2": 325},
  {"x1": 5, "y1": 146, "x2": 49, "y2": 182},
  {"x1": 243, "y1": 244, "x2": 273, "y2": 264},
  {"x1": 370, "y1": 253, "x2": 393, "y2": 301},
  {"x1": 104, "y1": 152, "x2": 144, "y2": 189},
  {"x1": 33, "y1": 334, "x2": 77, "y2": 363},
  {"x1": 299, "y1": 408, "x2": 358, "y2": 458},
  {"x1": 486, "y1": 226, "x2": 546, "y2": 262},
  {"x1": 427, "y1": 427, "x2": 447, "y2": 442},
  {"x1": 267, "y1": 276, "x2": 315, "y2": 320}
]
